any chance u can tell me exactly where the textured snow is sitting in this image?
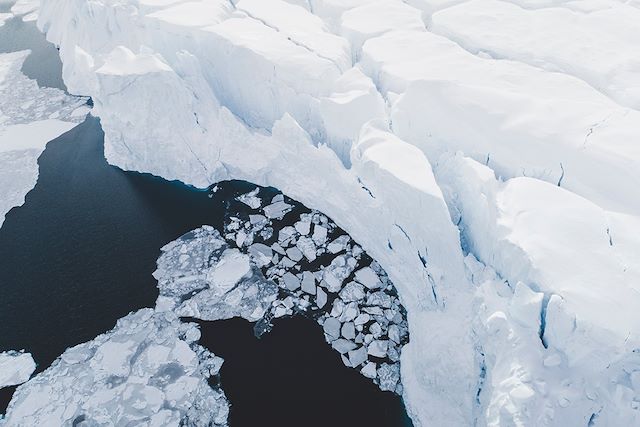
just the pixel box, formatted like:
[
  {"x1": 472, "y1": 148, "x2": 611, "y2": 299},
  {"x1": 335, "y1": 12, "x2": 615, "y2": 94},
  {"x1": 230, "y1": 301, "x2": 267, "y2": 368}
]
[
  {"x1": 0, "y1": 351, "x2": 35, "y2": 388},
  {"x1": 0, "y1": 50, "x2": 88, "y2": 229},
  {"x1": 27, "y1": 0, "x2": 640, "y2": 424}
]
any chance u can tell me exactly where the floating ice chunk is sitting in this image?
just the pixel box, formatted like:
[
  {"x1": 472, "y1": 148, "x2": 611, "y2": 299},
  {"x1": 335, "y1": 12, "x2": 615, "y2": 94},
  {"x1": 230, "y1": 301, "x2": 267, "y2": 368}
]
[
  {"x1": 361, "y1": 362, "x2": 377, "y2": 379},
  {"x1": 354, "y1": 266, "x2": 381, "y2": 290},
  {"x1": 369, "y1": 322, "x2": 383, "y2": 338},
  {"x1": 327, "y1": 235, "x2": 349, "y2": 254},
  {"x1": 388, "y1": 324, "x2": 401, "y2": 344},
  {"x1": 312, "y1": 224, "x2": 328, "y2": 246},
  {"x1": 286, "y1": 247, "x2": 303, "y2": 262},
  {"x1": 377, "y1": 363, "x2": 400, "y2": 392},
  {"x1": 248, "y1": 243, "x2": 273, "y2": 267},
  {"x1": 0, "y1": 351, "x2": 36, "y2": 388},
  {"x1": 282, "y1": 272, "x2": 301, "y2": 291},
  {"x1": 322, "y1": 317, "x2": 341, "y2": 341},
  {"x1": 301, "y1": 271, "x2": 316, "y2": 295},
  {"x1": 339, "y1": 281, "x2": 366, "y2": 302},
  {"x1": 316, "y1": 287, "x2": 328, "y2": 309},
  {"x1": 354, "y1": 313, "x2": 370, "y2": 326},
  {"x1": 263, "y1": 200, "x2": 293, "y2": 219},
  {"x1": 332, "y1": 338, "x2": 357, "y2": 354},
  {"x1": 236, "y1": 188, "x2": 261, "y2": 209},
  {"x1": 296, "y1": 236, "x2": 317, "y2": 262},
  {"x1": 295, "y1": 220, "x2": 311, "y2": 235},
  {"x1": 367, "y1": 340, "x2": 388, "y2": 358},
  {"x1": 206, "y1": 249, "x2": 251, "y2": 295},
  {"x1": 341, "y1": 322, "x2": 356, "y2": 340},
  {"x1": 271, "y1": 242, "x2": 286, "y2": 255},
  {"x1": 278, "y1": 226, "x2": 297, "y2": 243},
  {"x1": 348, "y1": 346, "x2": 368, "y2": 367}
]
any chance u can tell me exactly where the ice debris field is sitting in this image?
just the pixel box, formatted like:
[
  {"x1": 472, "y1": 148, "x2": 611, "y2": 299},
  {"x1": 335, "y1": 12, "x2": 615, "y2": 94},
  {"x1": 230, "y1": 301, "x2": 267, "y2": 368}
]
[{"x1": 1, "y1": 0, "x2": 640, "y2": 425}]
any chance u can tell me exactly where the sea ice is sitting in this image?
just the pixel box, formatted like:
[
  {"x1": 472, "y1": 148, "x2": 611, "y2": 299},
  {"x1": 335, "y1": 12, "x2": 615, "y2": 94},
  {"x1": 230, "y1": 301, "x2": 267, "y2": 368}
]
[{"x1": 0, "y1": 351, "x2": 35, "y2": 388}]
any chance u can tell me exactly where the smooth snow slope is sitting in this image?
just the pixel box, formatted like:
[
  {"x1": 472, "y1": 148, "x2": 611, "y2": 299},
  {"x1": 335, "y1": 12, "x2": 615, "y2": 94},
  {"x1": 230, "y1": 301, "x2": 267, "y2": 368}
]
[{"x1": 22, "y1": 0, "x2": 640, "y2": 425}]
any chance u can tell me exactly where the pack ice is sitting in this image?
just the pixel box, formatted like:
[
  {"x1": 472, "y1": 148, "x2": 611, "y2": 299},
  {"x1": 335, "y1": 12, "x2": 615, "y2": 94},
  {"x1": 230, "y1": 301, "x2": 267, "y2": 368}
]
[{"x1": 10, "y1": 0, "x2": 640, "y2": 425}]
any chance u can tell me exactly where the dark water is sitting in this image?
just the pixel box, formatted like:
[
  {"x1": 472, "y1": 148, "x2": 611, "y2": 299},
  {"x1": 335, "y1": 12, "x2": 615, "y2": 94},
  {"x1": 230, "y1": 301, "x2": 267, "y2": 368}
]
[
  {"x1": 0, "y1": 15, "x2": 66, "y2": 90},
  {"x1": 194, "y1": 317, "x2": 413, "y2": 427}
]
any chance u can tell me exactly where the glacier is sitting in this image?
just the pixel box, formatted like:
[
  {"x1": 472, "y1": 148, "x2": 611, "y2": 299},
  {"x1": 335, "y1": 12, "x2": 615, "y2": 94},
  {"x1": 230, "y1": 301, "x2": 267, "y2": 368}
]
[{"x1": 1, "y1": 0, "x2": 639, "y2": 425}]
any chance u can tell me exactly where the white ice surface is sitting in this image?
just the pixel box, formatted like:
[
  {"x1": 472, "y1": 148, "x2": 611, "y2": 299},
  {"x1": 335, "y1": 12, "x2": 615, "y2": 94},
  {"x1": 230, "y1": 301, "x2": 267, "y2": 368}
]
[
  {"x1": 0, "y1": 50, "x2": 88, "y2": 229},
  {"x1": 0, "y1": 352, "x2": 35, "y2": 388},
  {"x1": 26, "y1": 0, "x2": 640, "y2": 424},
  {"x1": 2, "y1": 310, "x2": 229, "y2": 426}
]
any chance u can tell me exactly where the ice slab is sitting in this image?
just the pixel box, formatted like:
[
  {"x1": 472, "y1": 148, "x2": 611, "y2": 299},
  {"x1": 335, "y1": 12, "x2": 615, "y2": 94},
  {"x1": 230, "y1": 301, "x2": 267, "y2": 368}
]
[{"x1": 0, "y1": 351, "x2": 36, "y2": 388}]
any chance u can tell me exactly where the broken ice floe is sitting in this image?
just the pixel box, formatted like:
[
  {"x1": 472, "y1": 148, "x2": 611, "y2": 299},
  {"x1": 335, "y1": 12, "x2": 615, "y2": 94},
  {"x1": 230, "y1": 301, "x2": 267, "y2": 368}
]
[
  {"x1": 155, "y1": 184, "x2": 409, "y2": 394},
  {"x1": 0, "y1": 351, "x2": 35, "y2": 388},
  {"x1": 2, "y1": 309, "x2": 229, "y2": 426}
]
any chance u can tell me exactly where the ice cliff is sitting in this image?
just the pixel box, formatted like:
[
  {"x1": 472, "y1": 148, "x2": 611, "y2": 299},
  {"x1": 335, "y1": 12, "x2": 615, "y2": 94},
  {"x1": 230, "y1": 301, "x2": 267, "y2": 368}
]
[{"x1": 14, "y1": 0, "x2": 640, "y2": 425}]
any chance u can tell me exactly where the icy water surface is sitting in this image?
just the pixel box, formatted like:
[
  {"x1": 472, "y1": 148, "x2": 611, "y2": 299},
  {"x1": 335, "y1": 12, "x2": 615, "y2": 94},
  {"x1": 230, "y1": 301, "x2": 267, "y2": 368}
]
[
  {"x1": 0, "y1": 15, "x2": 65, "y2": 90},
  {"x1": 0, "y1": 119, "x2": 412, "y2": 425},
  {"x1": 0, "y1": 5, "x2": 413, "y2": 423}
]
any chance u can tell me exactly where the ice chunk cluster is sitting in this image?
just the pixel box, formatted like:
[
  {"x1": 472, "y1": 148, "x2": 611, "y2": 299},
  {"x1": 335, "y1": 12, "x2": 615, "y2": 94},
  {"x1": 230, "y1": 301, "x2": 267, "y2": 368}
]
[
  {"x1": 154, "y1": 184, "x2": 410, "y2": 393},
  {"x1": 2, "y1": 310, "x2": 228, "y2": 426},
  {"x1": 0, "y1": 50, "x2": 88, "y2": 228},
  {"x1": 0, "y1": 351, "x2": 35, "y2": 389}
]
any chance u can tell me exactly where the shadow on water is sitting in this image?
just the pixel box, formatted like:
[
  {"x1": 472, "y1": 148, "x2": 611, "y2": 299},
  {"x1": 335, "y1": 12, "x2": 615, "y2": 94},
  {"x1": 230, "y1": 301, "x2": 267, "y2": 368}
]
[
  {"x1": 192, "y1": 316, "x2": 413, "y2": 427},
  {"x1": 0, "y1": 117, "x2": 414, "y2": 425},
  {"x1": 0, "y1": 15, "x2": 66, "y2": 90}
]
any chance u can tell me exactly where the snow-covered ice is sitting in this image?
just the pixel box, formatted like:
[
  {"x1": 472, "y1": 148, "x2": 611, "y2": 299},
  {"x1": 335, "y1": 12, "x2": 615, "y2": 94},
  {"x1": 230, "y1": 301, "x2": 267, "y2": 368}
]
[
  {"x1": 2, "y1": 310, "x2": 229, "y2": 426},
  {"x1": 0, "y1": 351, "x2": 35, "y2": 389}
]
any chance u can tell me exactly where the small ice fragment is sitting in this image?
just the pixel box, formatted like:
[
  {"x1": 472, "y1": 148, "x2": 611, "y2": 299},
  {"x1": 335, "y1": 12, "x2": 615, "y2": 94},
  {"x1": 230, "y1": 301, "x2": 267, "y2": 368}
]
[
  {"x1": 332, "y1": 339, "x2": 357, "y2": 354},
  {"x1": 282, "y1": 272, "x2": 300, "y2": 291},
  {"x1": 271, "y1": 243, "x2": 286, "y2": 255},
  {"x1": 236, "y1": 188, "x2": 261, "y2": 209},
  {"x1": 348, "y1": 347, "x2": 368, "y2": 367},
  {"x1": 377, "y1": 363, "x2": 400, "y2": 392},
  {"x1": 388, "y1": 324, "x2": 401, "y2": 344},
  {"x1": 369, "y1": 322, "x2": 383, "y2": 338},
  {"x1": 327, "y1": 235, "x2": 349, "y2": 254},
  {"x1": 341, "y1": 322, "x2": 356, "y2": 340},
  {"x1": 295, "y1": 220, "x2": 311, "y2": 235},
  {"x1": 296, "y1": 237, "x2": 317, "y2": 262},
  {"x1": 286, "y1": 247, "x2": 303, "y2": 262},
  {"x1": 301, "y1": 271, "x2": 316, "y2": 295},
  {"x1": 367, "y1": 340, "x2": 388, "y2": 358},
  {"x1": 354, "y1": 313, "x2": 370, "y2": 325},
  {"x1": 312, "y1": 225, "x2": 328, "y2": 246},
  {"x1": 323, "y1": 317, "x2": 341, "y2": 340},
  {"x1": 272, "y1": 194, "x2": 284, "y2": 203},
  {"x1": 248, "y1": 243, "x2": 272, "y2": 267},
  {"x1": 263, "y1": 201, "x2": 293, "y2": 219},
  {"x1": 361, "y1": 362, "x2": 377, "y2": 379},
  {"x1": 355, "y1": 267, "x2": 381, "y2": 290},
  {"x1": 316, "y1": 287, "x2": 328, "y2": 309},
  {"x1": 339, "y1": 282, "x2": 365, "y2": 302}
]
